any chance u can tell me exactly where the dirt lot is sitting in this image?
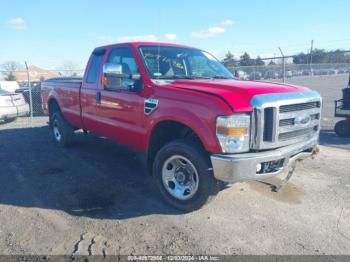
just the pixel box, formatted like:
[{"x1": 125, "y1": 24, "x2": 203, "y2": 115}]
[{"x1": 0, "y1": 75, "x2": 349, "y2": 256}]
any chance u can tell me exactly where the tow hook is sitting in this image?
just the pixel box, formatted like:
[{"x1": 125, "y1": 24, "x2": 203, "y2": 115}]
[
  {"x1": 272, "y1": 161, "x2": 297, "y2": 192},
  {"x1": 312, "y1": 145, "x2": 320, "y2": 159},
  {"x1": 273, "y1": 145, "x2": 320, "y2": 192}
]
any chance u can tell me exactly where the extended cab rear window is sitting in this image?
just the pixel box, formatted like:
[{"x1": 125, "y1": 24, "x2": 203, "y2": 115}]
[{"x1": 86, "y1": 50, "x2": 105, "y2": 83}]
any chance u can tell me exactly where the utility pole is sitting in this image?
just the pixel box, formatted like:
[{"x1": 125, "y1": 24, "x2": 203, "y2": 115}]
[
  {"x1": 309, "y1": 40, "x2": 314, "y2": 76},
  {"x1": 25, "y1": 62, "x2": 33, "y2": 127},
  {"x1": 278, "y1": 47, "x2": 285, "y2": 83}
]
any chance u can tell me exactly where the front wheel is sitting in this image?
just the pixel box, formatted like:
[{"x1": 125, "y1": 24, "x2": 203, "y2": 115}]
[
  {"x1": 153, "y1": 139, "x2": 219, "y2": 211},
  {"x1": 334, "y1": 120, "x2": 350, "y2": 137}
]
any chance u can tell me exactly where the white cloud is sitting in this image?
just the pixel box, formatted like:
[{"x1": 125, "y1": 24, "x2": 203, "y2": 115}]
[
  {"x1": 7, "y1": 17, "x2": 26, "y2": 30},
  {"x1": 191, "y1": 27, "x2": 226, "y2": 39},
  {"x1": 118, "y1": 34, "x2": 158, "y2": 42},
  {"x1": 221, "y1": 19, "x2": 235, "y2": 26},
  {"x1": 190, "y1": 19, "x2": 235, "y2": 38},
  {"x1": 164, "y1": 33, "x2": 177, "y2": 41},
  {"x1": 190, "y1": 19, "x2": 235, "y2": 39},
  {"x1": 208, "y1": 27, "x2": 225, "y2": 34}
]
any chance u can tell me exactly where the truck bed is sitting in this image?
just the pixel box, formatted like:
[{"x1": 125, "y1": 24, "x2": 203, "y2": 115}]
[{"x1": 41, "y1": 77, "x2": 83, "y2": 128}]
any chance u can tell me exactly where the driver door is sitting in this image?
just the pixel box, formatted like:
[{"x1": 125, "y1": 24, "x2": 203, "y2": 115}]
[{"x1": 94, "y1": 47, "x2": 144, "y2": 150}]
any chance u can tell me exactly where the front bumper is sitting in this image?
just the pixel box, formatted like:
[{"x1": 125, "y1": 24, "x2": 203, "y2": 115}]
[{"x1": 210, "y1": 137, "x2": 318, "y2": 183}]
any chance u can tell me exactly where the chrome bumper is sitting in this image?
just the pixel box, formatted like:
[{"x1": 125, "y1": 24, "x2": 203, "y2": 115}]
[{"x1": 210, "y1": 137, "x2": 318, "y2": 183}]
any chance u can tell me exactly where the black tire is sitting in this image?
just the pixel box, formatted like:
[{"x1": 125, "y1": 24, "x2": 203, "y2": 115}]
[
  {"x1": 334, "y1": 120, "x2": 350, "y2": 138},
  {"x1": 51, "y1": 112, "x2": 74, "y2": 147},
  {"x1": 153, "y1": 139, "x2": 220, "y2": 211}
]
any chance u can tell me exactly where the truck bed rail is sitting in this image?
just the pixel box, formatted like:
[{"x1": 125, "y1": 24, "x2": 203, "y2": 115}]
[{"x1": 44, "y1": 77, "x2": 83, "y2": 83}]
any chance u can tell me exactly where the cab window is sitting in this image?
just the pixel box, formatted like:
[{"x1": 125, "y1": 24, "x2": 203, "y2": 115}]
[
  {"x1": 86, "y1": 50, "x2": 105, "y2": 83},
  {"x1": 107, "y1": 47, "x2": 139, "y2": 75}
]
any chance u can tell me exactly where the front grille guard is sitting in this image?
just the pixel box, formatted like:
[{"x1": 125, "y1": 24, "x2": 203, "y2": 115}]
[{"x1": 250, "y1": 91, "x2": 322, "y2": 150}]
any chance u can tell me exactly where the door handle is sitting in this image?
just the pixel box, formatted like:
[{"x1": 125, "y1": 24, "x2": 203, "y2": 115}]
[{"x1": 96, "y1": 91, "x2": 101, "y2": 104}]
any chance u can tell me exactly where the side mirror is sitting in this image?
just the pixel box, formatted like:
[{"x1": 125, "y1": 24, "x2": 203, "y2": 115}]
[
  {"x1": 102, "y1": 63, "x2": 142, "y2": 92},
  {"x1": 131, "y1": 73, "x2": 141, "y2": 81},
  {"x1": 103, "y1": 63, "x2": 123, "y2": 78}
]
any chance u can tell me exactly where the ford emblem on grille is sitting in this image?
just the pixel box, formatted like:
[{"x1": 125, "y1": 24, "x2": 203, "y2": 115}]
[{"x1": 294, "y1": 115, "x2": 311, "y2": 126}]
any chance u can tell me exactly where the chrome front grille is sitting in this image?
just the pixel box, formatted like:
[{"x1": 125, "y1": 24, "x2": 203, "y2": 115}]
[
  {"x1": 279, "y1": 118, "x2": 294, "y2": 126},
  {"x1": 278, "y1": 126, "x2": 318, "y2": 141},
  {"x1": 251, "y1": 91, "x2": 322, "y2": 150},
  {"x1": 279, "y1": 101, "x2": 320, "y2": 113}
]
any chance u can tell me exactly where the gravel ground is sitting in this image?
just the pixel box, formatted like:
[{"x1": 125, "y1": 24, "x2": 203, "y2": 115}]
[{"x1": 0, "y1": 75, "x2": 349, "y2": 256}]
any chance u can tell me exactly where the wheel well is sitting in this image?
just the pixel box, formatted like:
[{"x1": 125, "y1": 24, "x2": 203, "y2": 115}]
[{"x1": 147, "y1": 121, "x2": 207, "y2": 175}]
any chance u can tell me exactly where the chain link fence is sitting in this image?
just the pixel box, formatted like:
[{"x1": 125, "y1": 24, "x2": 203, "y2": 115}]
[{"x1": 230, "y1": 62, "x2": 350, "y2": 81}]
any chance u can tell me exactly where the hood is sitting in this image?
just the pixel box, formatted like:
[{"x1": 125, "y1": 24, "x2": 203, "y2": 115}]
[{"x1": 159, "y1": 79, "x2": 310, "y2": 112}]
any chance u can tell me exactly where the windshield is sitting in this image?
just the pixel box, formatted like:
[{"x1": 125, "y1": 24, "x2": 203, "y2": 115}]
[{"x1": 139, "y1": 46, "x2": 234, "y2": 80}]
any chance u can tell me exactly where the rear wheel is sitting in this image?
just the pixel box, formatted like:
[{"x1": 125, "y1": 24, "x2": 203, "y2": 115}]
[
  {"x1": 153, "y1": 139, "x2": 219, "y2": 211},
  {"x1": 334, "y1": 120, "x2": 350, "y2": 137},
  {"x1": 51, "y1": 112, "x2": 74, "y2": 147}
]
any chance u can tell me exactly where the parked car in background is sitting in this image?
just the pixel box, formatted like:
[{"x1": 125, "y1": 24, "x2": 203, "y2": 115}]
[
  {"x1": 292, "y1": 70, "x2": 303, "y2": 77},
  {"x1": 0, "y1": 81, "x2": 20, "y2": 93},
  {"x1": 337, "y1": 68, "x2": 347, "y2": 74},
  {"x1": 0, "y1": 89, "x2": 29, "y2": 122},
  {"x1": 302, "y1": 70, "x2": 311, "y2": 76},
  {"x1": 286, "y1": 70, "x2": 293, "y2": 78},
  {"x1": 234, "y1": 70, "x2": 249, "y2": 80},
  {"x1": 264, "y1": 71, "x2": 279, "y2": 79},
  {"x1": 249, "y1": 71, "x2": 262, "y2": 80},
  {"x1": 314, "y1": 69, "x2": 329, "y2": 76},
  {"x1": 328, "y1": 69, "x2": 338, "y2": 75}
]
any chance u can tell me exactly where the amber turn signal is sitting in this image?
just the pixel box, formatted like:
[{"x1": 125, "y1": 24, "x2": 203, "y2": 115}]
[{"x1": 217, "y1": 127, "x2": 248, "y2": 136}]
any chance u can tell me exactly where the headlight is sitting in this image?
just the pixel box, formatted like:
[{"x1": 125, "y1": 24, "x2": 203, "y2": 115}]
[{"x1": 216, "y1": 113, "x2": 251, "y2": 153}]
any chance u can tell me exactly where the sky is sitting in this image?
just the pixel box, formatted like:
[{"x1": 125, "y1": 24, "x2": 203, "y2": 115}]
[{"x1": 0, "y1": 0, "x2": 349, "y2": 69}]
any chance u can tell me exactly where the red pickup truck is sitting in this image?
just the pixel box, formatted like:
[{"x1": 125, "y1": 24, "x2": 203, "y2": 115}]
[{"x1": 41, "y1": 42, "x2": 322, "y2": 211}]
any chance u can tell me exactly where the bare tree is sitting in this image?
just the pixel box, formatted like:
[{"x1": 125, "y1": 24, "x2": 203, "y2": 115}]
[
  {"x1": 1, "y1": 61, "x2": 21, "y2": 81},
  {"x1": 59, "y1": 60, "x2": 82, "y2": 77}
]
